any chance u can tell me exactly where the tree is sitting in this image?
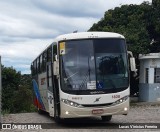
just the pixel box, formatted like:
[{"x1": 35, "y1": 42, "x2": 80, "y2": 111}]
[
  {"x1": 148, "y1": 0, "x2": 160, "y2": 52},
  {"x1": 2, "y1": 66, "x2": 34, "y2": 113},
  {"x1": 2, "y1": 66, "x2": 21, "y2": 112}
]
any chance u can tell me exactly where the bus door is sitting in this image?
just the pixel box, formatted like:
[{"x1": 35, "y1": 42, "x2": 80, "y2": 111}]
[{"x1": 46, "y1": 61, "x2": 54, "y2": 116}]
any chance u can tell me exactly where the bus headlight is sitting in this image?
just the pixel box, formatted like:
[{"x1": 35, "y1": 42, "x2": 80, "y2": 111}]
[
  {"x1": 112, "y1": 96, "x2": 129, "y2": 106},
  {"x1": 61, "y1": 99, "x2": 81, "y2": 107}
]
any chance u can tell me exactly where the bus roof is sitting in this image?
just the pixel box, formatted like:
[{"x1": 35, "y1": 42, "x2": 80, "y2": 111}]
[{"x1": 55, "y1": 32, "x2": 125, "y2": 41}]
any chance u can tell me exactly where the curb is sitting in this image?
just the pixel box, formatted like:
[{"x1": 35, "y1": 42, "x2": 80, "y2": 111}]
[
  {"x1": 130, "y1": 102, "x2": 160, "y2": 107},
  {"x1": 130, "y1": 97, "x2": 160, "y2": 106}
]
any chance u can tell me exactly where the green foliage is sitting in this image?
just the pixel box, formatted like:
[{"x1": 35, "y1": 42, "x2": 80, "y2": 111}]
[
  {"x1": 2, "y1": 109, "x2": 10, "y2": 115},
  {"x1": 12, "y1": 85, "x2": 33, "y2": 113},
  {"x1": 2, "y1": 66, "x2": 21, "y2": 113},
  {"x1": 2, "y1": 65, "x2": 35, "y2": 113},
  {"x1": 147, "y1": 0, "x2": 160, "y2": 52},
  {"x1": 89, "y1": 1, "x2": 160, "y2": 57}
]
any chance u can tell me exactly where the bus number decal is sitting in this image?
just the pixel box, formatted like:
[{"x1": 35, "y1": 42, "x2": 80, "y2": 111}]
[
  {"x1": 112, "y1": 95, "x2": 120, "y2": 99},
  {"x1": 72, "y1": 97, "x2": 82, "y2": 100}
]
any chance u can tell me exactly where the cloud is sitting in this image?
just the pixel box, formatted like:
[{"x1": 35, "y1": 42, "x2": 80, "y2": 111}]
[
  {"x1": 32, "y1": 0, "x2": 152, "y2": 18},
  {"x1": 0, "y1": 14, "x2": 59, "y2": 39},
  {"x1": 32, "y1": 0, "x2": 106, "y2": 18},
  {"x1": 0, "y1": 38, "x2": 52, "y2": 74},
  {"x1": 0, "y1": 1, "x2": 98, "y2": 39}
]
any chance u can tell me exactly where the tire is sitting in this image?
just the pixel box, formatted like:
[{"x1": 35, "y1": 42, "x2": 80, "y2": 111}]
[
  {"x1": 54, "y1": 107, "x2": 62, "y2": 123},
  {"x1": 37, "y1": 108, "x2": 44, "y2": 114},
  {"x1": 54, "y1": 100, "x2": 62, "y2": 123},
  {"x1": 101, "y1": 115, "x2": 112, "y2": 122},
  {"x1": 54, "y1": 115, "x2": 61, "y2": 123}
]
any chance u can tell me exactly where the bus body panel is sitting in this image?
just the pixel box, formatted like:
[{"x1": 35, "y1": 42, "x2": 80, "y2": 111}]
[
  {"x1": 59, "y1": 88, "x2": 129, "y2": 105},
  {"x1": 59, "y1": 88, "x2": 129, "y2": 118},
  {"x1": 47, "y1": 90, "x2": 54, "y2": 116},
  {"x1": 32, "y1": 79, "x2": 46, "y2": 111},
  {"x1": 60, "y1": 98, "x2": 129, "y2": 118}
]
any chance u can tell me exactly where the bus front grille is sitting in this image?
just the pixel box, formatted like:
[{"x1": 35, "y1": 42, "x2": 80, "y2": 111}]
[{"x1": 81, "y1": 103, "x2": 113, "y2": 107}]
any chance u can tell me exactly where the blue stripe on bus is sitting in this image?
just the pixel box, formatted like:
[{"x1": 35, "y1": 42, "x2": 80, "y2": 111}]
[{"x1": 32, "y1": 79, "x2": 45, "y2": 110}]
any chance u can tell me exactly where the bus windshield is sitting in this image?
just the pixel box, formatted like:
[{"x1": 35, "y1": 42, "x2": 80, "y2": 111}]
[{"x1": 60, "y1": 39, "x2": 129, "y2": 95}]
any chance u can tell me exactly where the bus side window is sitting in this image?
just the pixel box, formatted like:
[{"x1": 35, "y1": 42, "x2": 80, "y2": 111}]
[
  {"x1": 40, "y1": 55, "x2": 43, "y2": 73},
  {"x1": 47, "y1": 46, "x2": 52, "y2": 62},
  {"x1": 33, "y1": 60, "x2": 37, "y2": 75},
  {"x1": 42, "y1": 51, "x2": 47, "y2": 72},
  {"x1": 31, "y1": 63, "x2": 33, "y2": 75},
  {"x1": 53, "y1": 44, "x2": 57, "y2": 61},
  {"x1": 37, "y1": 57, "x2": 40, "y2": 73}
]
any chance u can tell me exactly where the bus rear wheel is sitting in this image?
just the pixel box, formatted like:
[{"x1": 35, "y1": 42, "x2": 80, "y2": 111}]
[
  {"x1": 101, "y1": 115, "x2": 112, "y2": 122},
  {"x1": 37, "y1": 108, "x2": 44, "y2": 114}
]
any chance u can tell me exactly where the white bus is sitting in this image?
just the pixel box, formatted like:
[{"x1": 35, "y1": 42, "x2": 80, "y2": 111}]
[{"x1": 31, "y1": 32, "x2": 135, "y2": 123}]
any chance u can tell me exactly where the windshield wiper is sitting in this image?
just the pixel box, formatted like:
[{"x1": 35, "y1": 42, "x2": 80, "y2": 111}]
[
  {"x1": 79, "y1": 56, "x2": 91, "y2": 89},
  {"x1": 64, "y1": 72, "x2": 78, "y2": 82}
]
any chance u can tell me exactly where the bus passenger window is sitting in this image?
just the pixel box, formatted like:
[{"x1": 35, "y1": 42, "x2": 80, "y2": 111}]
[
  {"x1": 53, "y1": 44, "x2": 57, "y2": 61},
  {"x1": 31, "y1": 64, "x2": 33, "y2": 75},
  {"x1": 47, "y1": 46, "x2": 52, "y2": 62},
  {"x1": 37, "y1": 57, "x2": 40, "y2": 73},
  {"x1": 40, "y1": 55, "x2": 43, "y2": 73},
  {"x1": 33, "y1": 61, "x2": 37, "y2": 75},
  {"x1": 42, "y1": 51, "x2": 47, "y2": 72}
]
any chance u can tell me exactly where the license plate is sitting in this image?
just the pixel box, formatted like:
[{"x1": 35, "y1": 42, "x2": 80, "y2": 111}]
[{"x1": 92, "y1": 109, "x2": 104, "y2": 114}]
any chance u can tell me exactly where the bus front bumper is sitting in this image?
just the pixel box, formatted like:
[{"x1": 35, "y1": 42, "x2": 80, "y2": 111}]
[{"x1": 60, "y1": 99, "x2": 129, "y2": 118}]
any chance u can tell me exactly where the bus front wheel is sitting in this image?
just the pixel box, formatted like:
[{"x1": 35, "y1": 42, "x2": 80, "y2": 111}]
[
  {"x1": 101, "y1": 115, "x2": 112, "y2": 122},
  {"x1": 54, "y1": 110, "x2": 62, "y2": 123},
  {"x1": 54, "y1": 116, "x2": 61, "y2": 123},
  {"x1": 54, "y1": 102, "x2": 61, "y2": 123}
]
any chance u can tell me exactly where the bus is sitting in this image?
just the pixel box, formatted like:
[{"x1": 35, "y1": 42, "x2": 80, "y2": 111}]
[{"x1": 31, "y1": 32, "x2": 136, "y2": 123}]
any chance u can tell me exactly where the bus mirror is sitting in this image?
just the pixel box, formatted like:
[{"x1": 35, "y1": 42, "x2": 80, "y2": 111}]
[
  {"x1": 54, "y1": 60, "x2": 59, "y2": 75},
  {"x1": 130, "y1": 57, "x2": 137, "y2": 72},
  {"x1": 55, "y1": 55, "x2": 58, "y2": 61}
]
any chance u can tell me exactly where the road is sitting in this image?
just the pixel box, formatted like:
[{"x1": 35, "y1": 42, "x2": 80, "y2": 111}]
[{"x1": 1, "y1": 105, "x2": 160, "y2": 132}]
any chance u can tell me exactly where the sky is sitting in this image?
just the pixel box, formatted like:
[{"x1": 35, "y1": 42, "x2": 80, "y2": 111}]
[{"x1": 0, "y1": 0, "x2": 152, "y2": 74}]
